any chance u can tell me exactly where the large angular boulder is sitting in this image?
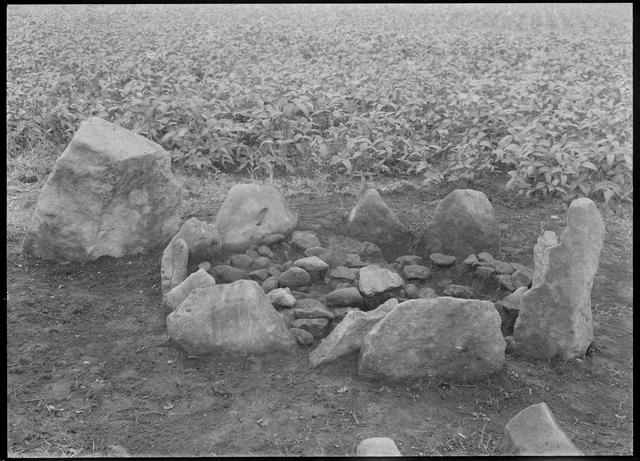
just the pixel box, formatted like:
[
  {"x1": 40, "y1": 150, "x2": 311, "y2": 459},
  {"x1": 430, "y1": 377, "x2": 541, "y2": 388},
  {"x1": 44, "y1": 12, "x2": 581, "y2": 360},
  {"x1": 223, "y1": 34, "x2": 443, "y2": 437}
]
[
  {"x1": 427, "y1": 189, "x2": 499, "y2": 259},
  {"x1": 358, "y1": 297, "x2": 505, "y2": 381},
  {"x1": 502, "y1": 402, "x2": 583, "y2": 455},
  {"x1": 212, "y1": 184, "x2": 297, "y2": 252},
  {"x1": 345, "y1": 188, "x2": 411, "y2": 260},
  {"x1": 23, "y1": 117, "x2": 182, "y2": 261},
  {"x1": 514, "y1": 198, "x2": 605, "y2": 361},
  {"x1": 166, "y1": 280, "x2": 296, "y2": 355}
]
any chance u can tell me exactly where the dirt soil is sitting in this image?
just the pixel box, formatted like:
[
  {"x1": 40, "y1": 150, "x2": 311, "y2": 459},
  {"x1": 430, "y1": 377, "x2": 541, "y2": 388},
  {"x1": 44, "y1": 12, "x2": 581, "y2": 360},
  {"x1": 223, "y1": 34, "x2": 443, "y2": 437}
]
[{"x1": 6, "y1": 173, "x2": 633, "y2": 457}]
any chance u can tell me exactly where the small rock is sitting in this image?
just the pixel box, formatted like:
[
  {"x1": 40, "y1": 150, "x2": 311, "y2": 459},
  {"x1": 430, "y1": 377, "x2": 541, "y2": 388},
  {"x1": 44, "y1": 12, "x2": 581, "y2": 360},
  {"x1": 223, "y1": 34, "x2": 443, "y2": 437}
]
[
  {"x1": 212, "y1": 265, "x2": 249, "y2": 283},
  {"x1": 230, "y1": 253, "x2": 253, "y2": 270},
  {"x1": 344, "y1": 253, "x2": 366, "y2": 268},
  {"x1": 356, "y1": 438, "x2": 401, "y2": 456},
  {"x1": 267, "y1": 287, "x2": 297, "y2": 309},
  {"x1": 463, "y1": 254, "x2": 479, "y2": 266},
  {"x1": 293, "y1": 256, "x2": 329, "y2": 272},
  {"x1": 475, "y1": 266, "x2": 495, "y2": 278},
  {"x1": 292, "y1": 301, "x2": 335, "y2": 319},
  {"x1": 289, "y1": 327, "x2": 314, "y2": 346},
  {"x1": 436, "y1": 278, "x2": 453, "y2": 290},
  {"x1": 267, "y1": 266, "x2": 282, "y2": 277},
  {"x1": 504, "y1": 336, "x2": 517, "y2": 355},
  {"x1": 359, "y1": 265, "x2": 404, "y2": 297},
  {"x1": 511, "y1": 270, "x2": 532, "y2": 288},
  {"x1": 261, "y1": 233, "x2": 285, "y2": 246},
  {"x1": 404, "y1": 283, "x2": 419, "y2": 298},
  {"x1": 332, "y1": 307, "x2": 361, "y2": 321},
  {"x1": 430, "y1": 253, "x2": 456, "y2": 266},
  {"x1": 417, "y1": 287, "x2": 437, "y2": 299},
  {"x1": 402, "y1": 264, "x2": 431, "y2": 280},
  {"x1": 477, "y1": 251, "x2": 495, "y2": 263},
  {"x1": 328, "y1": 266, "x2": 359, "y2": 281},
  {"x1": 261, "y1": 276, "x2": 279, "y2": 293},
  {"x1": 245, "y1": 248, "x2": 259, "y2": 259},
  {"x1": 290, "y1": 231, "x2": 321, "y2": 251},
  {"x1": 197, "y1": 261, "x2": 211, "y2": 272},
  {"x1": 497, "y1": 274, "x2": 516, "y2": 291},
  {"x1": 257, "y1": 245, "x2": 274, "y2": 258},
  {"x1": 304, "y1": 246, "x2": 325, "y2": 257},
  {"x1": 495, "y1": 261, "x2": 514, "y2": 274},
  {"x1": 496, "y1": 286, "x2": 527, "y2": 336},
  {"x1": 291, "y1": 318, "x2": 330, "y2": 338},
  {"x1": 443, "y1": 284, "x2": 474, "y2": 298},
  {"x1": 248, "y1": 268, "x2": 270, "y2": 282},
  {"x1": 395, "y1": 254, "x2": 423, "y2": 266},
  {"x1": 163, "y1": 269, "x2": 217, "y2": 310},
  {"x1": 278, "y1": 267, "x2": 311, "y2": 287},
  {"x1": 325, "y1": 287, "x2": 364, "y2": 307},
  {"x1": 106, "y1": 445, "x2": 130, "y2": 457},
  {"x1": 252, "y1": 256, "x2": 271, "y2": 270}
]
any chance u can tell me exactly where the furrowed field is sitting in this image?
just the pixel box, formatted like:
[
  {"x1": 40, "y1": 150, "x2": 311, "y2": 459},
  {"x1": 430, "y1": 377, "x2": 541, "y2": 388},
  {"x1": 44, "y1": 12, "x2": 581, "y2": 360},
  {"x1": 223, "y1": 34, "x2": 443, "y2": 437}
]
[{"x1": 6, "y1": 4, "x2": 633, "y2": 457}]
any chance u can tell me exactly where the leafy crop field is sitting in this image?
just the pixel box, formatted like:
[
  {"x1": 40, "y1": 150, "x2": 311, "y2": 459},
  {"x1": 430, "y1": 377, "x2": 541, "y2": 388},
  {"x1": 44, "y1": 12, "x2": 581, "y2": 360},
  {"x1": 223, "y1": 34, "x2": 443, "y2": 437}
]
[
  {"x1": 7, "y1": 4, "x2": 632, "y2": 203},
  {"x1": 6, "y1": 4, "x2": 633, "y2": 458}
]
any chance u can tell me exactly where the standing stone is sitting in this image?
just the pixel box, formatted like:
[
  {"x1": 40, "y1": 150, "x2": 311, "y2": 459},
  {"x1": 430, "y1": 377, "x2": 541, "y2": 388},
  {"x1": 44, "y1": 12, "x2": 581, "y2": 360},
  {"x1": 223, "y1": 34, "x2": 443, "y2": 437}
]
[
  {"x1": 532, "y1": 231, "x2": 559, "y2": 287},
  {"x1": 160, "y1": 238, "x2": 189, "y2": 295},
  {"x1": 514, "y1": 198, "x2": 605, "y2": 361},
  {"x1": 358, "y1": 265, "x2": 404, "y2": 297},
  {"x1": 345, "y1": 188, "x2": 411, "y2": 260},
  {"x1": 168, "y1": 217, "x2": 220, "y2": 260},
  {"x1": 212, "y1": 184, "x2": 298, "y2": 252},
  {"x1": 166, "y1": 280, "x2": 296, "y2": 355},
  {"x1": 502, "y1": 402, "x2": 583, "y2": 455},
  {"x1": 428, "y1": 189, "x2": 499, "y2": 259},
  {"x1": 23, "y1": 117, "x2": 182, "y2": 261},
  {"x1": 356, "y1": 438, "x2": 401, "y2": 456},
  {"x1": 358, "y1": 297, "x2": 505, "y2": 381},
  {"x1": 163, "y1": 268, "x2": 216, "y2": 310}
]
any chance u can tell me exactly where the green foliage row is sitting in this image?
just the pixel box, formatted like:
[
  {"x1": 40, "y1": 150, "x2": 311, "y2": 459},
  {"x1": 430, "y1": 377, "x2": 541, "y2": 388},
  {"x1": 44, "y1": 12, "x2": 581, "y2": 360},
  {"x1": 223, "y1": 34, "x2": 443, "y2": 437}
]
[{"x1": 7, "y1": 4, "x2": 632, "y2": 203}]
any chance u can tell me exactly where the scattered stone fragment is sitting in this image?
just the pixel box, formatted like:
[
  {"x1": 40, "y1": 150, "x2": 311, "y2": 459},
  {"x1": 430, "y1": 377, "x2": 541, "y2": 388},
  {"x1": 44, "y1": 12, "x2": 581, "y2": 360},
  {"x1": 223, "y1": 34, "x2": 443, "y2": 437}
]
[
  {"x1": 266, "y1": 287, "x2": 297, "y2": 309},
  {"x1": 358, "y1": 297, "x2": 505, "y2": 381},
  {"x1": 197, "y1": 261, "x2": 211, "y2": 272},
  {"x1": 212, "y1": 184, "x2": 298, "y2": 252},
  {"x1": 474, "y1": 266, "x2": 495, "y2": 279},
  {"x1": 404, "y1": 283, "x2": 419, "y2": 298},
  {"x1": 230, "y1": 253, "x2": 253, "y2": 269},
  {"x1": 502, "y1": 402, "x2": 584, "y2": 455},
  {"x1": 417, "y1": 287, "x2": 437, "y2": 299},
  {"x1": 289, "y1": 327, "x2": 314, "y2": 346},
  {"x1": 463, "y1": 254, "x2": 479, "y2": 266},
  {"x1": 359, "y1": 265, "x2": 404, "y2": 297},
  {"x1": 278, "y1": 267, "x2": 311, "y2": 287},
  {"x1": 22, "y1": 117, "x2": 182, "y2": 262},
  {"x1": 212, "y1": 265, "x2": 249, "y2": 283},
  {"x1": 515, "y1": 198, "x2": 604, "y2": 361},
  {"x1": 402, "y1": 264, "x2": 431, "y2": 280},
  {"x1": 290, "y1": 231, "x2": 321, "y2": 251},
  {"x1": 345, "y1": 188, "x2": 411, "y2": 260},
  {"x1": 293, "y1": 256, "x2": 329, "y2": 272},
  {"x1": 257, "y1": 245, "x2": 274, "y2": 258},
  {"x1": 395, "y1": 254, "x2": 423, "y2": 266},
  {"x1": 430, "y1": 253, "x2": 457, "y2": 267},
  {"x1": 495, "y1": 261, "x2": 514, "y2": 274},
  {"x1": 356, "y1": 438, "x2": 401, "y2": 457},
  {"x1": 495, "y1": 286, "x2": 527, "y2": 336},
  {"x1": 248, "y1": 268, "x2": 270, "y2": 282},
  {"x1": 166, "y1": 280, "x2": 296, "y2": 355},
  {"x1": 262, "y1": 276, "x2": 279, "y2": 293},
  {"x1": 164, "y1": 269, "x2": 216, "y2": 310},
  {"x1": 328, "y1": 266, "x2": 359, "y2": 281},
  {"x1": 325, "y1": 287, "x2": 364, "y2": 307},
  {"x1": 161, "y1": 238, "x2": 189, "y2": 295},
  {"x1": 291, "y1": 318, "x2": 330, "y2": 339},
  {"x1": 442, "y1": 284, "x2": 474, "y2": 299},
  {"x1": 496, "y1": 274, "x2": 516, "y2": 291}
]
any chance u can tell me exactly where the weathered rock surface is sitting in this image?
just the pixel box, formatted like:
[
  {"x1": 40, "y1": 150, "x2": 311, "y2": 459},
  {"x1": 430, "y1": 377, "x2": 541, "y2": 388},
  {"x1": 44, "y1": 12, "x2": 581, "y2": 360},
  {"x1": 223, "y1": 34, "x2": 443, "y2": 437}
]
[
  {"x1": 417, "y1": 287, "x2": 437, "y2": 299},
  {"x1": 266, "y1": 287, "x2": 296, "y2": 309},
  {"x1": 212, "y1": 184, "x2": 297, "y2": 252},
  {"x1": 442, "y1": 284, "x2": 474, "y2": 298},
  {"x1": 429, "y1": 253, "x2": 456, "y2": 267},
  {"x1": 211, "y1": 265, "x2": 249, "y2": 283},
  {"x1": 325, "y1": 287, "x2": 363, "y2": 307},
  {"x1": 291, "y1": 318, "x2": 330, "y2": 338},
  {"x1": 532, "y1": 231, "x2": 559, "y2": 286},
  {"x1": 358, "y1": 297, "x2": 505, "y2": 381},
  {"x1": 166, "y1": 280, "x2": 296, "y2": 355},
  {"x1": 428, "y1": 189, "x2": 499, "y2": 258},
  {"x1": 278, "y1": 267, "x2": 311, "y2": 287},
  {"x1": 356, "y1": 437, "x2": 401, "y2": 456},
  {"x1": 160, "y1": 238, "x2": 189, "y2": 294},
  {"x1": 164, "y1": 269, "x2": 216, "y2": 310},
  {"x1": 402, "y1": 264, "x2": 431, "y2": 280},
  {"x1": 395, "y1": 254, "x2": 423, "y2": 266},
  {"x1": 168, "y1": 217, "x2": 220, "y2": 260},
  {"x1": 514, "y1": 198, "x2": 605, "y2": 361},
  {"x1": 359, "y1": 265, "x2": 404, "y2": 297},
  {"x1": 502, "y1": 402, "x2": 583, "y2": 455},
  {"x1": 230, "y1": 253, "x2": 253, "y2": 269},
  {"x1": 328, "y1": 266, "x2": 359, "y2": 281},
  {"x1": 23, "y1": 117, "x2": 182, "y2": 261},
  {"x1": 261, "y1": 276, "x2": 279, "y2": 293},
  {"x1": 345, "y1": 188, "x2": 411, "y2": 260},
  {"x1": 292, "y1": 298, "x2": 335, "y2": 319},
  {"x1": 289, "y1": 327, "x2": 314, "y2": 346},
  {"x1": 290, "y1": 231, "x2": 322, "y2": 251},
  {"x1": 293, "y1": 256, "x2": 329, "y2": 272},
  {"x1": 495, "y1": 286, "x2": 527, "y2": 336}
]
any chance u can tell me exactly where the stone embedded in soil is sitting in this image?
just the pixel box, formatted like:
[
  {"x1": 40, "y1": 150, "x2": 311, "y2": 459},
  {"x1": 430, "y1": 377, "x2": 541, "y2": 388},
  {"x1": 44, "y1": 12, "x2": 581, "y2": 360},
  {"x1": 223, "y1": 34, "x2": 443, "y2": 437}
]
[
  {"x1": 278, "y1": 267, "x2": 311, "y2": 287},
  {"x1": 267, "y1": 266, "x2": 282, "y2": 277},
  {"x1": 293, "y1": 298, "x2": 334, "y2": 319},
  {"x1": 293, "y1": 256, "x2": 329, "y2": 272},
  {"x1": 404, "y1": 283, "x2": 419, "y2": 298},
  {"x1": 289, "y1": 327, "x2": 314, "y2": 346},
  {"x1": 212, "y1": 265, "x2": 249, "y2": 283},
  {"x1": 477, "y1": 251, "x2": 496, "y2": 263},
  {"x1": 358, "y1": 265, "x2": 404, "y2": 297},
  {"x1": 429, "y1": 253, "x2": 457, "y2": 267},
  {"x1": 356, "y1": 437, "x2": 401, "y2": 456},
  {"x1": 291, "y1": 318, "x2": 330, "y2": 339},
  {"x1": 442, "y1": 284, "x2": 474, "y2": 299},
  {"x1": 402, "y1": 264, "x2": 431, "y2": 280},
  {"x1": 495, "y1": 286, "x2": 527, "y2": 336},
  {"x1": 344, "y1": 253, "x2": 367, "y2": 268},
  {"x1": 495, "y1": 261, "x2": 514, "y2": 274},
  {"x1": 474, "y1": 265, "x2": 495, "y2": 279},
  {"x1": 262, "y1": 276, "x2": 279, "y2": 293},
  {"x1": 290, "y1": 230, "x2": 321, "y2": 251},
  {"x1": 345, "y1": 188, "x2": 411, "y2": 260},
  {"x1": 436, "y1": 278, "x2": 453, "y2": 290},
  {"x1": 161, "y1": 238, "x2": 189, "y2": 295},
  {"x1": 212, "y1": 184, "x2": 298, "y2": 252},
  {"x1": 395, "y1": 254, "x2": 423, "y2": 266},
  {"x1": 502, "y1": 402, "x2": 584, "y2": 455},
  {"x1": 257, "y1": 245, "x2": 274, "y2": 258},
  {"x1": 464, "y1": 254, "x2": 479, "y2": 266},
  {"x1": 303, "y1": 246, "x2": 325, "y2": 257},
  {"x1": 358, "y1": 297, "x2": 505, "y2": 381},
  {"x1": 22, "y1": 117, "x2": 182, "y2": 262},
  {"x1": 417, "y1": 287, "x2": 438, "y2": 299},
  {"x1": 164, "y1": 268, "x2": 216, "y2": 311},
  {"x1": 325, "y1": 287, "x2": 364, "y2": 307},
  {"x1": 168, "y1": 217, "x2": 220, "y2": 261},
  {"x1": 230, "y1": 253, "x2": 253, "y2": 269},
  {"x1": 266, "y1": 287, "x2": 296, "y2": 309},
  {"x1": 166, "y1": 279, "x2": 296, "y2": 355},
  {"x1": 328, "y1": 266, "x2": 359, "y2": 281},
  {"x1": 514, "y1": 198, "x2": 605, "y2": 361},
  {"x1": 248, "y1": 268, "x2": 270, "y2": 282},
  {"x1": 428, "y1": 189, "x2": 500, "y2": 259}
]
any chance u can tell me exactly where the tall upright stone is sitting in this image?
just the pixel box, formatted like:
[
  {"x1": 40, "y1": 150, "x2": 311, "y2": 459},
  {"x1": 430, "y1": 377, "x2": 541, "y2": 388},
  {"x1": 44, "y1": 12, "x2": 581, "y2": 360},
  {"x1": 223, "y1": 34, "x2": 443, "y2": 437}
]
[
  {"x1": 23, "y1": 117, "x2": 182, "y2": 261},
  {"x1": 427, "y1": 189, "x2": 499, "y2": 259},
  {"x1": 514, "y1": 198, "x2": 605, "y2": 360}
]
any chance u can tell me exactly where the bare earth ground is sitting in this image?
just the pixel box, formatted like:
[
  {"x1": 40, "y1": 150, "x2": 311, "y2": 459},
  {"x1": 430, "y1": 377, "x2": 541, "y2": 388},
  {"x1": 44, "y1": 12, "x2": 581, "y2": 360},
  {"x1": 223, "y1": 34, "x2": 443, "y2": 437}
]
[{"x1": 5, "y1": 172, "x2": 633, "y2": 456}]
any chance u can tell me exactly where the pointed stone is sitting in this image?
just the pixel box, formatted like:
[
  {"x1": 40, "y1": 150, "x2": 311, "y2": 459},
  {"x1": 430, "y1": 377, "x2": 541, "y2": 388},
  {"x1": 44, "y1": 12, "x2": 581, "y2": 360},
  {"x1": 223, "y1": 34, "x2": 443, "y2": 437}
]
[{"x1": 163, "y1": 269, "x2": 216, "y2": 310}]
